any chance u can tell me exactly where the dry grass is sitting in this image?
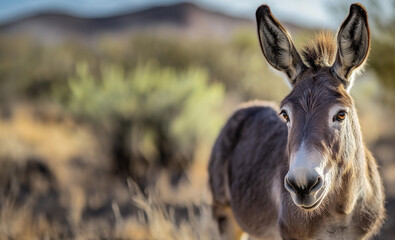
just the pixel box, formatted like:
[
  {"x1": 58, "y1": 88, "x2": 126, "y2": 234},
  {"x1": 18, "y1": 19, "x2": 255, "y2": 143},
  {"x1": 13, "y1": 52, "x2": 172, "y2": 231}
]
[
  {"x1": 0, "y1": 104, "x2": 220, "y2": 240},
  {"x1": 124, "y1": 179, "x2": 219, "y2": 240}
]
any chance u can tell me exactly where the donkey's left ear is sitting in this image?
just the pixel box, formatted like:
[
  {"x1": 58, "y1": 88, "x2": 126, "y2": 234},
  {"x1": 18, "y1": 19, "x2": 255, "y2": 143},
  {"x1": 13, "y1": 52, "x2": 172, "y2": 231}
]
[
  {"x1": 256, "y1": 5, "x2": 306, "y2": 86},
  {"x1": 332, "y1": 3, "x2": 370, "y2": 91}
]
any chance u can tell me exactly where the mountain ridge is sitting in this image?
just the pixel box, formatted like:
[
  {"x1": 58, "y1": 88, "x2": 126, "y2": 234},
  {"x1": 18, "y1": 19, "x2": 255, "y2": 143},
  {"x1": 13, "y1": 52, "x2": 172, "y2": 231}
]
[{"x1": 0, "y1": 2, "x2": 309, "y2": 42}]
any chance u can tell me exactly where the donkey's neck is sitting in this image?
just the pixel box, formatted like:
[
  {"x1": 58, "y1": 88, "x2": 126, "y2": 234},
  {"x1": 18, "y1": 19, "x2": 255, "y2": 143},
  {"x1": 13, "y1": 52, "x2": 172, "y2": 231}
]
[
  {"x1": 333, "y1": 107, "x2": 371, "y2": 215},
  {"x1": 326, "y1": 108, "x2": 385, "y2": 238}
]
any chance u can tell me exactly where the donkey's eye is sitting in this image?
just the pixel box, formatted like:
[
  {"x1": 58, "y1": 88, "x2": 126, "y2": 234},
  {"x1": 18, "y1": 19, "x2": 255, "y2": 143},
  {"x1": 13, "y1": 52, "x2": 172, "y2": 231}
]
[
  {"x1": 280, "y1": 110, "x2": 290, "y2": 122},
  {"x1": 334, "y1": 111, "x2": 347, "y2": 122}
]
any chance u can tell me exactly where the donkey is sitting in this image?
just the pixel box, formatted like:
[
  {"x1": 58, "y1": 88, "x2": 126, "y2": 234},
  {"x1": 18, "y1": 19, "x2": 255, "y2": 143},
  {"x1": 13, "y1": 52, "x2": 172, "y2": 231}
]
[{"x1": 209, "y1": 3, "x2": 385, "y2": 240}]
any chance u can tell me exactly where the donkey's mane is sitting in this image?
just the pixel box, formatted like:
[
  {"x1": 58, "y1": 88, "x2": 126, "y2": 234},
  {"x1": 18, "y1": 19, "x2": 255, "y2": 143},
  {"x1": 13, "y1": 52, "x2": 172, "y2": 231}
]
[{"x1": 301, "y1": 32, "x2": 336, "y2": 68}]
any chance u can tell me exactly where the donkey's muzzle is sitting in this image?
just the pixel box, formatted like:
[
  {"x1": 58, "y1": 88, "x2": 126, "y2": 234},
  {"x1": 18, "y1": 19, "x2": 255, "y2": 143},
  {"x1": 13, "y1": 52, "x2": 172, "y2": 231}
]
[{"x1": 284, "y1": 173, "x2": 324, "y2": 208}]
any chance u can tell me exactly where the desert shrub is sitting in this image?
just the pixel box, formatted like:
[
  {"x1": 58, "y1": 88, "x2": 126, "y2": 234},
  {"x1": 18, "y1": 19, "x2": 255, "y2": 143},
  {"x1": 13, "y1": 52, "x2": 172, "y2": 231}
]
[{"x1": 53, "y1": 62, "x2": 226, "y2": 183}]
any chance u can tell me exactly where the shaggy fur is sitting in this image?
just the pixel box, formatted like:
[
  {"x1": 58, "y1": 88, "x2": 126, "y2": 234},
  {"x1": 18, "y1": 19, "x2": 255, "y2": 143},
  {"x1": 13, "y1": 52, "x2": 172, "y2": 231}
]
[{"x1": 302, "y1": 32, "x2": 336, "y2": 69}]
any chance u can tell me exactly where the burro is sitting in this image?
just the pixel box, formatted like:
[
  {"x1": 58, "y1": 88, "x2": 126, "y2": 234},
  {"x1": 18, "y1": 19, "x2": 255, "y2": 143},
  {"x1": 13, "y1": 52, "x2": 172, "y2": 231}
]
[{"x1": 209, "y1": 3, "x2": 385, "y2": 240}]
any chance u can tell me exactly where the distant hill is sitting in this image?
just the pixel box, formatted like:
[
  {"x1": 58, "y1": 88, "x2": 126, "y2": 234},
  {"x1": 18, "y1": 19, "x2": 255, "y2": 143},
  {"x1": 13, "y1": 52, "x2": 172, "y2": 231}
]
[{"x1": 0, "y1": 2, "x2": 309, "y2": 43}]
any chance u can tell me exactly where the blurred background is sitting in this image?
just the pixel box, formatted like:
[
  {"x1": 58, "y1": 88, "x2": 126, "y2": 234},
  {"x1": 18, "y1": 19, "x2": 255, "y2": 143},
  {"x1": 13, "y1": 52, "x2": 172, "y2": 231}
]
[{"x1": 0, "y1": 0, "x2": 393, "y2": 239}]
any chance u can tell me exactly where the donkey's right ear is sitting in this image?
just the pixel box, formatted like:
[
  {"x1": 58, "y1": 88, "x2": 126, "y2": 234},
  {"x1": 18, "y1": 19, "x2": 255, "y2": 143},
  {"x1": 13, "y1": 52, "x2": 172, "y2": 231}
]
[
  {"x1": 256, "y1": 5, "x2": 306, "y2": 86},
  {"x1": 332, "y1": 4, "x2": 370, "y2": 91}
]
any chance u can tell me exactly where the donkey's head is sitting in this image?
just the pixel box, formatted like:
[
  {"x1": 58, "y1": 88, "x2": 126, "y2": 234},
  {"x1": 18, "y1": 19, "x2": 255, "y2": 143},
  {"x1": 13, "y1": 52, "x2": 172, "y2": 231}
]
[{"x1": 256, "y1": 4, "x2": 370, "y2": 211}]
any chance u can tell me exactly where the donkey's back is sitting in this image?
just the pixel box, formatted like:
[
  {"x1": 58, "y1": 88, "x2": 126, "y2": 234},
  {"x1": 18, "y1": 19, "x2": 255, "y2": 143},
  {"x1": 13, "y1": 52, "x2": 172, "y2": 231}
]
[{"x1": 209, "y1": 101, "x2": 287, "y2": 239}]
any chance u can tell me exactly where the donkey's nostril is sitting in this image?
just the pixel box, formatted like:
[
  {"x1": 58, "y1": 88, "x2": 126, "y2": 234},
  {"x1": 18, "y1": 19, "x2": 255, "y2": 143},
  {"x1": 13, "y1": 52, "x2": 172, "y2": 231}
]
[
  {"x1": 285, "y1": 177, "x2": 299, "y2": 194},
  {"x1": 308, "y1": 177, "x2": 323, "y2": 194}
]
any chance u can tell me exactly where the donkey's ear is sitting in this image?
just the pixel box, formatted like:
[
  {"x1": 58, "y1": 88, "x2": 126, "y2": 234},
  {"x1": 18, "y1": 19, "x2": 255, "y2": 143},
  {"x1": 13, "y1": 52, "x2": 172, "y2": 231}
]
[
  {"x1": 256, "y1": 5, "x2": 306, "y2": 86},
  {"x1": 332, "y1": 4, "x2": 370, "y2": 91}
]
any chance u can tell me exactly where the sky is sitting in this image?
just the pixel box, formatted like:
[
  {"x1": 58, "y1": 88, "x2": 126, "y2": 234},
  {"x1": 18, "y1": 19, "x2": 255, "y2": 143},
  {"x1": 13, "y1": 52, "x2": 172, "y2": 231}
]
[{"x1": 0, "y1": 0, "x2": 392, "y2": 29}]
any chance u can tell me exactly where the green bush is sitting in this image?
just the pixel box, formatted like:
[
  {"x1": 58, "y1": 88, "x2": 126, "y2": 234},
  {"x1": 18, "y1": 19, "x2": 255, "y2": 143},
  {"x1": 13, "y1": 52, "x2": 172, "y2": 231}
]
[{"x1": 55, "y1": 61, "x2": 226, "y2": 174}]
